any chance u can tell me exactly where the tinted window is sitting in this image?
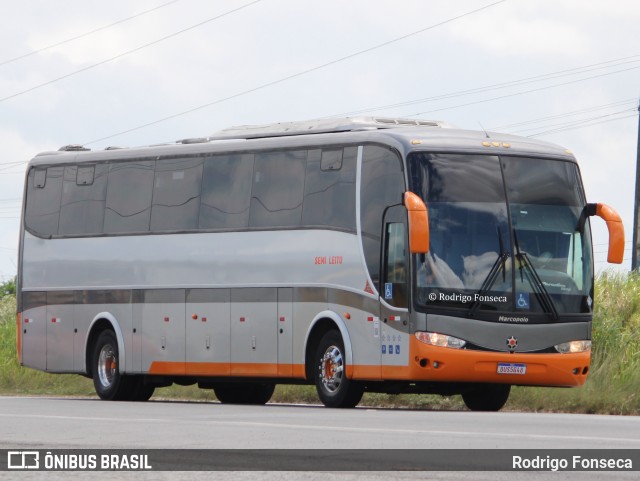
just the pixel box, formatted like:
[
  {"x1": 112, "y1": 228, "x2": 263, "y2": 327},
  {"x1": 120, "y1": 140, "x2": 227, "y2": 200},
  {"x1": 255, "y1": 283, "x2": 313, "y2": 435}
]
[
  {"x1": 151, "y1": 157, "x2": 203, "y2": 231},
  {"x1": 250, "y1": 150, "x2": 306, "y2": 228},
  {"x1": 302, "y1": 147, "x2": 356, "y2": 230},
  {"x1": 501, "y1": 157, "x2": 584, "y2": 206},
  {"x1": 200, "y1": 154, "x2": 254, "y2": 229},
  {"x1": 59, "y1": 164, "x2": 108, "y2": 235},
  {"x1": 409, "y1": 154, "x2": 511, "y2": 312},
  {"x1": 25, "y1": 166, "x2": 64, "y2": 236},
  {"x1": 501, "y1": 157, "x2": 593, "y2": 314},
  {"x1": 360, "y1": 146, "x2": 405, "y2": 285},
  {"x1": 104, "y1": 160, "x2": 154, "y2": 234},
  {"x1": 383, "y1": 220, "x2": 408, "y2": 308},
  {"x1": 410, "y1": 153, "x2": 505, "y2": 203}
]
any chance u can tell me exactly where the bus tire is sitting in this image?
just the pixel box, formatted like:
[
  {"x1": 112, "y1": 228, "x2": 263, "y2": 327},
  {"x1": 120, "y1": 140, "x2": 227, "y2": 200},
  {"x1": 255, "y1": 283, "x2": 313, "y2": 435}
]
[
  {"x1": 462, "y1": 384, "x2": 511, "y2": 411},
  {"x1": 213, "y1": 383, "x2": 275, "y2": 405},
  {"x1": 314, "y1": 330, "x2": 363, "y2": 408},
  {"x1": 127, "y1": 376, "x2": 155, "y2": 402},
  {"x1": 92, "y1": 330, "x2": 132, "y2": 401}
]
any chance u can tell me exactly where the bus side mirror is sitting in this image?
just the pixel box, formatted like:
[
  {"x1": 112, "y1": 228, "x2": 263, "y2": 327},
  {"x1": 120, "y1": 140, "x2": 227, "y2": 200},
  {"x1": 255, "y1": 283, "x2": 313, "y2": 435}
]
[
  {"x1": 587, "y1": 203, "x2": 624, "y2": 264},
  {"x1": 404, "y1": 192, "x2": 430, "y2": 254}
]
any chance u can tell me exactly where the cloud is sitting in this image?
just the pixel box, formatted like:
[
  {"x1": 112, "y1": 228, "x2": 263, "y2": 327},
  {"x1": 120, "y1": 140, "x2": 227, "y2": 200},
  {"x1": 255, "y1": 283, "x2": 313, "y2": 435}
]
[{"x1": 447, "y1": 2, "x2": 589, "y2": 56}]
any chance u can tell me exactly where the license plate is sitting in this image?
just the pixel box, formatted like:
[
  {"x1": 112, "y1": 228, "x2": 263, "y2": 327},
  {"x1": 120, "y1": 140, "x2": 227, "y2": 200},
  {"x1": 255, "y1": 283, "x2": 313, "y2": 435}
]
[{"x1": 497, "y1": 363, "x2": 526, "y2": 375}]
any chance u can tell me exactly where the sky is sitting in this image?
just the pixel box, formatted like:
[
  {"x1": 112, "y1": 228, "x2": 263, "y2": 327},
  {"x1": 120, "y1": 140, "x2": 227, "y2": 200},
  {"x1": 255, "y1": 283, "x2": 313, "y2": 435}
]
[{"x1": 0, "y1": 0, "x2": 639, "y2": 281}]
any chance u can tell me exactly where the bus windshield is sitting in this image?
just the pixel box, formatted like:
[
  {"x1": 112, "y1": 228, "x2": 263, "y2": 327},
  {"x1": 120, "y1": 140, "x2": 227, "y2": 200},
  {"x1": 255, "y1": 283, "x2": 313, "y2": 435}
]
[{"x1": 408, "y1": 153, "x2": 594, "y2": 319}]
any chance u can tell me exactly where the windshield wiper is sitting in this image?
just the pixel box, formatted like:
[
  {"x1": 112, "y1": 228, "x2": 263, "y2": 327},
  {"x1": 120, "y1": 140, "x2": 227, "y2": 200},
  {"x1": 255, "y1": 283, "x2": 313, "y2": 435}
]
[
  {"x1": 513, "y1": 230, "x2": 559, "y2": 322},
  {"x1": 468, "y1": 227, "x2": 509, "y2": 317}
]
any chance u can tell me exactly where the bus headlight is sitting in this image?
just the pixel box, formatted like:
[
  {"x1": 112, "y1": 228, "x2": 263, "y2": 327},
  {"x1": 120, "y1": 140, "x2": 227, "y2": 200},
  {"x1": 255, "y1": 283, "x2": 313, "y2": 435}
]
[
  {"x1": 415, "y1": 331, "x2": 466, "y2": 349},
  {"x1": 554, "y1": 340, "x2": 591, "y2": 353}
]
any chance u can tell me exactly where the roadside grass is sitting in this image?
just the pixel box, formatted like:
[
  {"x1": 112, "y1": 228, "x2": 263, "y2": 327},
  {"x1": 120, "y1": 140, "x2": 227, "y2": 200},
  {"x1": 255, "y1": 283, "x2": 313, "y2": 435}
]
[{"x1": 1, "y1": 271, "x2": 638, "y2": 413}]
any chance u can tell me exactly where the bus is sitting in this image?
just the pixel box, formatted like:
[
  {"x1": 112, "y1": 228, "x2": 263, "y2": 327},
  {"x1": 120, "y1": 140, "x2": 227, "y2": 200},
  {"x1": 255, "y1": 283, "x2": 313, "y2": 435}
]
[{"x1": 16, "y1": 117, "x2": 624, "y2": 411}]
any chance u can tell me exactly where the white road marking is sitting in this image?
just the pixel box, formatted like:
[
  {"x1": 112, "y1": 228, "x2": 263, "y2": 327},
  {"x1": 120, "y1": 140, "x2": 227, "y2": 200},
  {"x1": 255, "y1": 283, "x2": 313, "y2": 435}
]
[{"x1": 1, "y1": 412, "x2": 638, "y2": 445}]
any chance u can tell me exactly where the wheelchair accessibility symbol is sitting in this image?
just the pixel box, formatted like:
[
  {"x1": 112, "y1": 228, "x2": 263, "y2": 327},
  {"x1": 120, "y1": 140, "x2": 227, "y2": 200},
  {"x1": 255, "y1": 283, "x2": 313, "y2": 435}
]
[{"x1": 516, "y1": 292, "x2": 530, "y2": 310}]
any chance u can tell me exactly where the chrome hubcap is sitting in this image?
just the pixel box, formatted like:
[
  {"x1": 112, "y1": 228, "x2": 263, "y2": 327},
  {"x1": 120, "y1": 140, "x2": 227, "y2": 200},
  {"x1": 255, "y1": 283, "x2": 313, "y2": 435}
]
[
  {"x1": 98, "y1": 344, "x2": 117, "y2": 388},
  {"x1": 320, "y1": 345, "x2": 344, "y2": 393}
]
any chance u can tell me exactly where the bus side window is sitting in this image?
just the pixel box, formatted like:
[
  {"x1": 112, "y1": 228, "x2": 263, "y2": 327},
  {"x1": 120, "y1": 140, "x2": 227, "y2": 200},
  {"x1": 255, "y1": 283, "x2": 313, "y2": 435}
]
[
  {"x1": 360, "y1": 146, "x2": 405, "y2": 287},
  {"x1": 302, "y1": 147, "x2": 357, "y2": 231},
  {"x1": 150, "y1": 158, "x2": 203, "y2": 231},
  {"x1": 383, "y1": 222, "x2": 408, "y2": 308},
  {"x1": 25, "y1": 166, "x2": 64, "y2": 237},
  {"x1": 200, "y1": 153, "x2": 254, "y2": 229},
  {"x1": 104, "y1": 160, "x2": 155, "y2": 234},
  {"x1": 250, "y1": 150, "x2": 306, "y2": 228},
  {"x1": 59, "y1": 164, "x2": 108, "y2": 236}
]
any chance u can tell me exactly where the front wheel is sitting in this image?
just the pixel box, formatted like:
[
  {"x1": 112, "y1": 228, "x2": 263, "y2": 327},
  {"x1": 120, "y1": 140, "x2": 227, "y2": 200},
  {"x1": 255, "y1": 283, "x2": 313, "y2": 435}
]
[
  {"x1": 462, "y1": 384, "x2": 511, "y2": 411},
  {"x1": 314, "y1": 330, "x2": 363, "y2": 408}
]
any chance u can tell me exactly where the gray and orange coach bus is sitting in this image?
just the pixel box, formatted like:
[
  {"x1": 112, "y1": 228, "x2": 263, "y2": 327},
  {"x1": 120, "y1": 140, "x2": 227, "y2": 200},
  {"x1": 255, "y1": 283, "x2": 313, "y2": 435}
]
[{"x1": 16, "y1": 117, "x2": 624, "y2": 410}]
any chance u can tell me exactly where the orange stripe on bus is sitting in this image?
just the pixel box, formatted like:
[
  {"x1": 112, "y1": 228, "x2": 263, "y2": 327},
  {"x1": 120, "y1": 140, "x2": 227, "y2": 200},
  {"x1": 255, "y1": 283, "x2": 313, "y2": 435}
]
[
  {"x1": 145, "y1": 345, "x2": 588, "y2": 388},
  {"x1": 350, "y1": 365, "x2": 381, "y2": 380},
  {"x1": 277, "y1": 364, "x2": 293, "y2": 377},
  {"x1": 149, "y1": 361, "x2": 306, "y2": 378},
  {"x1": 381, "y1": 365, "x2": 410, "y2": 380},
  {"x1": 292, "y1": 364, "x2": 306, "y2": 379},
  {"x1": 148, "y1": 361, "x2": 187, "y2": 376},
  {"x1": 230, "y1": 363, "x2": 278, "y2": 377}
]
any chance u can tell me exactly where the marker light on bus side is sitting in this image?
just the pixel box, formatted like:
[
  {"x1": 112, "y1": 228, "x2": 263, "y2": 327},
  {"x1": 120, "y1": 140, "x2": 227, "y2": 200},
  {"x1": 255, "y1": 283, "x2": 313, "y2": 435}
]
[{"x1": 415, "y1": 331, "x2": 467, "y2": 349}]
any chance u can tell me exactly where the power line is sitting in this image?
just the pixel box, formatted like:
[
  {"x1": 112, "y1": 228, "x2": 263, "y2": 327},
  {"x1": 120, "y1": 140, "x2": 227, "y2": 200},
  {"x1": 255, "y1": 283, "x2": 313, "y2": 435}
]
[
  {"x1": 0, "y1": 0, "x2": 264, "y2": 104},
  {"x1": 84, "y1": 0, "x2": 508, "y2": 145},
  {"x1": 489, "y1": 98, "x2": 637, "y2": 131},
  {"x1": 331, "y1": 55, "x2": 640, "y2": 118},
  {"x1": 0, "y1": 163, "x2": 29, "y2": 173},
  {"x1": 403, "y1": 64, "x2": 640, "y2": 118},
  {"x1": 0, "y1": 0, "x2": 181, "y2": 67},
  {"x1": 511, "y1": 108, "x2": 637, "y2": 135},
  {"x1": 529, "y1": 112, "x2": 638, "y2": 137}
]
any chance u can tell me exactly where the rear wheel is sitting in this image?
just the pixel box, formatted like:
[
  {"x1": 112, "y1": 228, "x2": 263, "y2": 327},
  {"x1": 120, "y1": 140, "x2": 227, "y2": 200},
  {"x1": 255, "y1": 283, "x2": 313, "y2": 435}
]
[
  {"x1": 314, "y1": 330, "x2": 363, "y2": 408},
  {"x1": 213, "y1": 383, "x2": 275, "y2": 405},
  {"x1": 127, "y1": 376, "x2": 155, "y2": 402},
  {"x1": 92, "y1": 330, "x2": 132, "y2": 401},
  {"x1": 462, "y1": 384, "x2": 511, "y2": 411}
]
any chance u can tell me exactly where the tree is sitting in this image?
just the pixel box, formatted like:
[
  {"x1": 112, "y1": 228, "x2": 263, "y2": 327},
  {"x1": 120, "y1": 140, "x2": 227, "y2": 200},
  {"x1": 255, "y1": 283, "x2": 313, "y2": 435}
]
[{"x1": 0, "y1": 277, "x2": 16, "y2": 298}]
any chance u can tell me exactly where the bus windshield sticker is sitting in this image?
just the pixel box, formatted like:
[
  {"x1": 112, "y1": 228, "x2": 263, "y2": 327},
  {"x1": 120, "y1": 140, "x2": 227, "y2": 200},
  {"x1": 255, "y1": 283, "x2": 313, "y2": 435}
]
[
  {"x1": 516, "y1": 292, "x2": 530, "y2": 310},
  {"x1": 384, "y1": 283, "x2": 393, "y2": 300}
]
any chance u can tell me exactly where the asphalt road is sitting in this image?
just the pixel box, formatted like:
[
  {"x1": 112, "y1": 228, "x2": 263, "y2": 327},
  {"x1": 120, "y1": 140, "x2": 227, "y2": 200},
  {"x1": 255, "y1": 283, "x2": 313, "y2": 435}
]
[{"x1": 1, "y1": 396, "x2": 638, "y2": 480}]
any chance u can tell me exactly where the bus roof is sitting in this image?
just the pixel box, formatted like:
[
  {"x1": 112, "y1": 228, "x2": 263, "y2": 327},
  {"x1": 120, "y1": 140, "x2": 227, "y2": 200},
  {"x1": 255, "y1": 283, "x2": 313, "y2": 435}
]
[{"x1": 30, "y1": 117, "x2": 576, "y2": 166}]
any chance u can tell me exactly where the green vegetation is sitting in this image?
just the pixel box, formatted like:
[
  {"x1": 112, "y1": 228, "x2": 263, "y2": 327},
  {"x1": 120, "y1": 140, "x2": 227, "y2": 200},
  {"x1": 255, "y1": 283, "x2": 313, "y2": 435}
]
[{"x1": 1, "y1": 273, "x2": 638, "y2": 413}]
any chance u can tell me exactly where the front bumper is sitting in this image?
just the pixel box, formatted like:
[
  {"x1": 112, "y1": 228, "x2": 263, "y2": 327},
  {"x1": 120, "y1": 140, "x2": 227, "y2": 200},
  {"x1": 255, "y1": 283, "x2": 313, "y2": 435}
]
[{"x1": 407, "y1": 336, "x2": 590, "y2": 387}]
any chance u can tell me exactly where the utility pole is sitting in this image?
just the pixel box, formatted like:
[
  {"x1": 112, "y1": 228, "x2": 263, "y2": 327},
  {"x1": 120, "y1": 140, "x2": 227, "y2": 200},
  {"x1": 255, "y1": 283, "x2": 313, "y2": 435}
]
[{"x1": 632, "y1": 99, "x2": 640, "y2": 271}]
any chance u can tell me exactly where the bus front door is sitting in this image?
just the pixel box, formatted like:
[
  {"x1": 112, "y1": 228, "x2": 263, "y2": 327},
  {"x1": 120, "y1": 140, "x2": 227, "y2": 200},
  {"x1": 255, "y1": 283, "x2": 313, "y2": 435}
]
[{"x1": 380, "y1": 205, "x2": 410, "y2": 379}]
